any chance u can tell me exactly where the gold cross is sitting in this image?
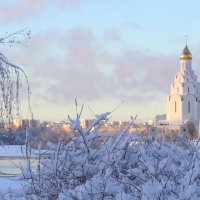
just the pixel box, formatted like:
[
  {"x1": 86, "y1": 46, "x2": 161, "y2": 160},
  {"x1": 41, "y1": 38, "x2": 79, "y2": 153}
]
[{"x1": 185, "y1": 35, "x2": 188, "y2": 45}]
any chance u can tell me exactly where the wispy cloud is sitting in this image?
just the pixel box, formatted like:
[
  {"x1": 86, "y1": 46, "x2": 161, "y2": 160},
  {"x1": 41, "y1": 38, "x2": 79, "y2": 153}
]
[
  {"x1": 0, "y1": 0, "x2": 46, "y2": 22},
  {"x1": 4, "y1": 26, "x2": 178, "y2": 107},
  {"x1": 104, "y1": 28, "x2": 122, "y2": 41},
  {"x1": 0, "y1": 0, "x2": 80, "y2": 23}
]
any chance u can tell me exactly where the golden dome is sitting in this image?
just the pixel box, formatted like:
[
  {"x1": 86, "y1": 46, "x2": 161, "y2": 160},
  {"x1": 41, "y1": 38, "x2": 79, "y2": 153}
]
[{"x1": 180, "y1": 45, "x2": 192, "y2": 60}]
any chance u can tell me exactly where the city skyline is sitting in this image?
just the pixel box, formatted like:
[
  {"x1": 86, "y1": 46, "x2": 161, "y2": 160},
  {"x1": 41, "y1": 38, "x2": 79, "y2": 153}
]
[{"x1": 1, "y1": 0, "x2": 200, "y2": 122}]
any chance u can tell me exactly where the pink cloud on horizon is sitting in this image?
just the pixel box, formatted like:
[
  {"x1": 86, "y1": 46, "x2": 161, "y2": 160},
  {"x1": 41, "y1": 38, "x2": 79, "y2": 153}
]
[
  {"x1": 1, "y1": 26, "x2": 185, "y2": 107},
  {"x1": 0, "y1": 0, "x2": 80, "y2": 23},
  {"x1": 104, "y1": 28, "x2": 122, "y2": 41},
  {"x1": 58, "y1": 0, "x2": 80, "y2": 7},
  {"x1": 1, "y1": 0, "x2": 46, "y2": 22}
]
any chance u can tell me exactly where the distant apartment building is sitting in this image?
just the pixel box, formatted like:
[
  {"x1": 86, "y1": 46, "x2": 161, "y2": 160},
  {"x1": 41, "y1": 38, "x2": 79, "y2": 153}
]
[
  {"x1": 80, "y1": 119, "x2": 89, "y2": 129},
  {"x1": 13, "y1": 119, "x2": 40, "y2": 128}
]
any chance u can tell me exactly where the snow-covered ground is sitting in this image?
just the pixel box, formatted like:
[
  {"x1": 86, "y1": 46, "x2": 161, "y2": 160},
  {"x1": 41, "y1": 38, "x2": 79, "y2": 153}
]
[
  {"x1": 0, "y1": 176, "x2": 22, "y2": 191},
  {"x1": 0, "y1": 145, "x2": 26, "y2": 157}
]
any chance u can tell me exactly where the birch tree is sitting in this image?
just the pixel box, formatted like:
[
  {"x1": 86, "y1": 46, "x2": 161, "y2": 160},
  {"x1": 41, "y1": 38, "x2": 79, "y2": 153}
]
[{"x1": 0, "y1": 28, "x2": 31, "y2": 127}]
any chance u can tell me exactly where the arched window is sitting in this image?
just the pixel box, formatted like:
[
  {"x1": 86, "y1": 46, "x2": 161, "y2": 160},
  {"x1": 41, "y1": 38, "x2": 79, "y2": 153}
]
[
  {"x1": 175, "y1": 101, "x2": 176, "y2": 113},
  {"x1": 188, "y1": 101, "x2": 190, "y2": 113}
]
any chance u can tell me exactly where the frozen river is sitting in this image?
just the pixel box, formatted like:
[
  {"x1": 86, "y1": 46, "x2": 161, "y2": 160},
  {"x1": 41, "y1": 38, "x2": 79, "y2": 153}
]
[
  {"x1": 0, "y1": 145, "x2": 37, "y2": 191},
  {"x1": 0, "y1": 157, "x2": 28, "y2": 175},
  {"x1": 0, "y1": 157, "x2": 27, "y2": 191}
]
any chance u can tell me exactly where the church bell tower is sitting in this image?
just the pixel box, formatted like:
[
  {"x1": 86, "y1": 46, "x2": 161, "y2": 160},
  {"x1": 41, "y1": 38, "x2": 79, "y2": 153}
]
[{"x1": 166, "y1": 41, "x2": 200, "y2": 132}]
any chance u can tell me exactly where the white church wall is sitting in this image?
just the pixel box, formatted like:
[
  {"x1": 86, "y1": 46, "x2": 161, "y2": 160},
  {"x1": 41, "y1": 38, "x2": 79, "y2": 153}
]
[
  {"x1": 176, "y1": 75, "x2": 184, "y2": 83},
  {"x1": 168, "y1": 95, "x2": 182, "y2": 125},
  {"x1": 172, "y1": 82, "x2": 183, "y2": 95},
  {"x1": 184, "y1": 74, "x2": 193, "y2": 82},
  {"x1": 194, "y1": 74, "x2": 197, "y2": 82},
  {"x1": 153, "y1": 114, "x2": 166, "y2": 127},
  {"x1": 195, "y1": 82, "x2": 200, "y2": 96},
  {"x1": 196, "y1": 101, "x2": 200, "y2": 125},
  {"x1": 183, "y1": 82, "x2": 195, "y2": 95},
  {"x1": 182, "y1": 95, "x2": 196, "y2": 124},
  {"x1": 179, "y1": 60, "x2": 192, "y2": 72}
]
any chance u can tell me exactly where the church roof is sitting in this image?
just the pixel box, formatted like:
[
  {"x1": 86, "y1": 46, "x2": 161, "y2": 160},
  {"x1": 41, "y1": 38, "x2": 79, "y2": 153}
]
[{"x1": 180, "y1": 45, "x2": 192, "y2": 60}]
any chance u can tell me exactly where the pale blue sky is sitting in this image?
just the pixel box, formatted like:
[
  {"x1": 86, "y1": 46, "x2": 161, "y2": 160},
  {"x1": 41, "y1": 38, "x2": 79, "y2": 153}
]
[{"x1": 1, "y1": 0, "x2": 200, "y2": 122}]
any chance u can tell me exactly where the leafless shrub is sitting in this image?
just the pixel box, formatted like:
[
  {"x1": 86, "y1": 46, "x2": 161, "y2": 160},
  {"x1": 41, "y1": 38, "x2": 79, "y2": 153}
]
[{"x1": 0, "y1": 97, "x2": 199, "y2": 200}]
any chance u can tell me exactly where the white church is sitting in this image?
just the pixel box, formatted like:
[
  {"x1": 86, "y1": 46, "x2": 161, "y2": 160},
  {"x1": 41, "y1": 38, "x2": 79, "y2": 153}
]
[{"x1": 154, "y1": 41, "x2": 200, "y2": 137}]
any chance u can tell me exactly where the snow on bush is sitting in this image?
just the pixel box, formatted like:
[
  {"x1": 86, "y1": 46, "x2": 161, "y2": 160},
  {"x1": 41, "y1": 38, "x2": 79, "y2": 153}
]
[{"x1": 3, "y1": 106, "x2": 200, "y2": 199}]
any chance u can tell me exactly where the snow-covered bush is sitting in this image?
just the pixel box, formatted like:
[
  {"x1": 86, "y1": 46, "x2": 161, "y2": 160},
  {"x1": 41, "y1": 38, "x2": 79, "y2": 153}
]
[{"x1": 4, "y1": 105, "x2": 200, "y2": 200}]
